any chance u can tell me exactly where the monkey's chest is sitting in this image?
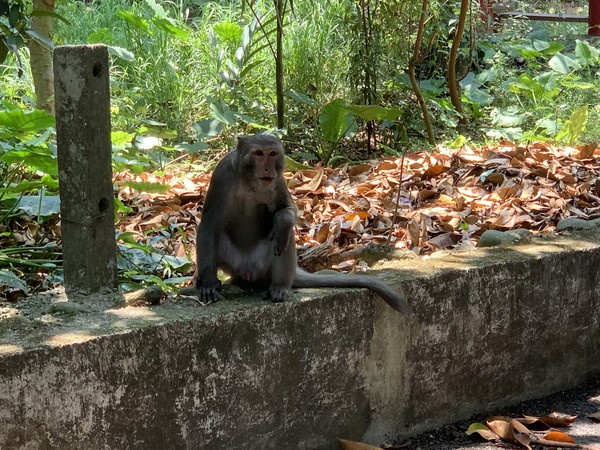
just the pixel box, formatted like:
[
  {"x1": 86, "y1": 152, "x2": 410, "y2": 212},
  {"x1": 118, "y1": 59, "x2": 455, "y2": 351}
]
[{"x1": 225, "y1": 203, "x2": 274, "y2": 248}]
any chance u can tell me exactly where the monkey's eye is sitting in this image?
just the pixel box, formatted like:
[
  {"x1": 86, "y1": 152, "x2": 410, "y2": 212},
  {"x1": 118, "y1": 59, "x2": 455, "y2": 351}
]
[
  {"x1": 254, "y1": 150, "x2": 264, "y2": 156},
  {"x1": 269, "y1": 150, "x2": 278, "y2": 157}
]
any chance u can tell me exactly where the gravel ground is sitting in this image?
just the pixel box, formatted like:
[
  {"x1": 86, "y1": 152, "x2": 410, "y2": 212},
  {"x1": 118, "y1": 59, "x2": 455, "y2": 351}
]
[{"x1": 403, "y1": 375, "x2": 600, "y2": 450}]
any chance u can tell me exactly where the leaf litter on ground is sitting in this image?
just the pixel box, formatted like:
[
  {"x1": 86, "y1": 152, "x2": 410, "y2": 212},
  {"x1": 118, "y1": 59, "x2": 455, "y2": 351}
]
[
  {"x1": 467, "y1": 412, "x2": 600, "y2": 449},
  {"x1": 113, "y1": 140, "x2": 600, "y2": 276}
]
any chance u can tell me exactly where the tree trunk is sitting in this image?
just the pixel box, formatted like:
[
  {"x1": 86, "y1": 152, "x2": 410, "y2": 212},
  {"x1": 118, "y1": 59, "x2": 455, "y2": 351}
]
[
  {"x1": 29, "y1": 0, "x2": 55, "y2": 114},
  {"x1": 408, "y1": 0, "x2": 436, "y2": 145},
  {"x1": 447, "y1": 0, "x2": 468, "y2": 119},
  {"x1": 274, "y1": 0, "x2": 285, "y2": 129}
]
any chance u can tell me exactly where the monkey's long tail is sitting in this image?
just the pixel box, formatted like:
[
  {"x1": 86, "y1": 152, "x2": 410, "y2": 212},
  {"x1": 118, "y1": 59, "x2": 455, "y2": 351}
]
[{"x1": 292, "y1": 269, "x2": 412, "y2": 315}]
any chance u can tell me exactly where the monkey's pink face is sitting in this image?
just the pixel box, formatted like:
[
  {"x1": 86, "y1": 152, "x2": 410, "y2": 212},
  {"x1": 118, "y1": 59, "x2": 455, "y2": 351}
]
[{"x1": 251, "y1": 147, "x2": 283, "y2": 185}]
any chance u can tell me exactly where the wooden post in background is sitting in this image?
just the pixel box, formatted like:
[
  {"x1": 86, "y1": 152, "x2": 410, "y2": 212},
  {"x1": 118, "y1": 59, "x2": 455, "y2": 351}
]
[{"x1": 53, "y1": 45, "x2": 117, "y2": 293}]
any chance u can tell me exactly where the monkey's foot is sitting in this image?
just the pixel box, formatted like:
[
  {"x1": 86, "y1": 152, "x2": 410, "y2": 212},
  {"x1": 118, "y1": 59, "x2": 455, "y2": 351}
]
[
  {"x1": 267, "y1": 286, "x2": 291, "y2": 303},
  {"x1": 198, "y1": 287, "x2": 221, "y2": 304}
]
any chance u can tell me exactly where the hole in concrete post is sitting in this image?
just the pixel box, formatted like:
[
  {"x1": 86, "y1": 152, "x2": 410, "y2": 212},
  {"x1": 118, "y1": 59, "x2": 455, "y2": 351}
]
[
  {"x1": 98, "y1": 197, "x2": 109, "y2": 214},
  {"x1": 92, "y1": 63, "x2": 102, "y2": 78}
]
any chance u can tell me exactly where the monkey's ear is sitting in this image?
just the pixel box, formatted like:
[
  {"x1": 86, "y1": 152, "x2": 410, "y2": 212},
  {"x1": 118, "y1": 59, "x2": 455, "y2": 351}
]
[{"x1": 237, "y1": 135, "x2": 249, "y2": 148}]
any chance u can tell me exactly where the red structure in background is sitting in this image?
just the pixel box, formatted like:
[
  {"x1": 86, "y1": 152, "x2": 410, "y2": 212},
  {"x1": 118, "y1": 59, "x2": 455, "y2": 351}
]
[
  {"x1": 479, "y1": 0, "x2": 495, "y2": 31},
  {"x1": 479, "y1": 0, "x2": 600, "y2": 36},
  {"x1": 590, "y1": 0, "x2": 600, "y2": 36}
]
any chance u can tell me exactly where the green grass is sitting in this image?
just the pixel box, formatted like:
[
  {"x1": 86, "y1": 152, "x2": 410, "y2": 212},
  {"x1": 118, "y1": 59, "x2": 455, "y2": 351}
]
[{"x1": 15, "y1": 0, "x2": 600, "y2": 152}]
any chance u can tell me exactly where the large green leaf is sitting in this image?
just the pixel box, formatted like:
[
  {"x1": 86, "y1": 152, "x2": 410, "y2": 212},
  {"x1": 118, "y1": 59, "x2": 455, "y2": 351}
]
[
  {"x1": 14, "y1": 195, "x2": 61, "y2": 217},
  {"x1": 152, "y1": 17, "x2": 189, "y2": 40},
  {"x1": 346, "y1": 105, "x2": 402, "y2": 121},
  {"x1": 30, "y1": 9, "x2": 71, "y2": 25},
  {"x1": 209, "y1": 100, "x2": 237, "y2": 125},
  {"x1": 1, "y1": 150, "x2": 58, "y2": 176},
  {"x1": 286, "y1": 89, "x2": 319, "y2": 107},
  {"x1": 548, "y1": 52, "x2": 581, "y2": 74},
  {"x1": 192, "y1": 119, "x2": 224, "y2": 139},
  {"x1": 213, "y1": 22, "x2": 242, "y2": 44},
  {"x1": 0, "y1": 109, "x2": 55, "y2": 134},
  {"x1": 111, "y1": 130, "x2": 135, "y2": 147},
  {"x1": 108, "y1": 46, "x2": 135, "y2": 62},
  {"x1": 557, "y1": 105, "x2": 588, "y2": 145},
  {"x1": 575, "y1": 39, "x2": 600, "y2": 66},
  {"x1": 0, "y1": 269, "x2": 28, "y2": 292},
  {"x1": 490, "y1": 106, "x2": 527, "y2": 127},
  {"x1": 116, "y1": 10, "x2": 150, "y2": 33},
  {"x1": 319, "y1": 99, "x2": 357, "y2": 143},
  {"x1": 0, "y1": 175, "x2": 58, "y2": 194}
]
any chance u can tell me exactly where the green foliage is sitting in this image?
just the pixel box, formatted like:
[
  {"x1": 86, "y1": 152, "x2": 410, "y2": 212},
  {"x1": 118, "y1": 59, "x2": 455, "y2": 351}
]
[
  {"x1": 489, "y1": 38, "x2": 600, "y2": 145},
  {"x1": 0, "y1": 106, "x2": 58, "y2": 202},
  {"x1": 0, "y1": 268, "x2": 28, "y2": 291},
  {"x1": 0, "y1": 0, "x2": 29, "y2": 62},
  {"x1": 117, "y1": 230, "x2": 193, "y2": 292}
]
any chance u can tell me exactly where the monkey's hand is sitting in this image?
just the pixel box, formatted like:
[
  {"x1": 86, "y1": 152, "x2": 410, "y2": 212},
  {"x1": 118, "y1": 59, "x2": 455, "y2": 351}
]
[
  {"x1": 268, "y1": 228, "x2": 290, "y2": 257},
  {"x1": 266, "y1": 285, "x2": 291, "y2": 303}
]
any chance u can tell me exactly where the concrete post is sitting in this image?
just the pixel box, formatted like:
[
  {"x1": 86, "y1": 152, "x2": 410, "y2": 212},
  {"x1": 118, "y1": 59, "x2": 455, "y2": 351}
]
[{"x1": 53, "y1": 45, "x2": 117, "y2": 293}]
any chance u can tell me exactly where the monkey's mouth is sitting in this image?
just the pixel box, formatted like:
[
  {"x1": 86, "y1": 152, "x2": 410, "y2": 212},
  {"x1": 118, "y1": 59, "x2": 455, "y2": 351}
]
[{"x1": 259, "y1": 177, "x2": 274, "y2": 183}]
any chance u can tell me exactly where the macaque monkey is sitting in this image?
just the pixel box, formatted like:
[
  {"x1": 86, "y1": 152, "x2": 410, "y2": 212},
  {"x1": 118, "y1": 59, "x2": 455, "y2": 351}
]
[{"x1": 192, "y1": 135, "x2": 412, "y2": 314}]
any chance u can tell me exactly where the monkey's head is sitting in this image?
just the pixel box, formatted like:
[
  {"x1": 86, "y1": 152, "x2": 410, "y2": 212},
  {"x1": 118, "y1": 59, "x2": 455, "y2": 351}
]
[{"x1": 236, "y1": 135, "x2": 285, "y2": 189}]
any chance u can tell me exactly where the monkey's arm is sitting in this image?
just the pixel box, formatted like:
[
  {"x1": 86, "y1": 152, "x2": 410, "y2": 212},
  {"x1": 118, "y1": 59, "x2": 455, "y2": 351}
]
[
  {"x1": 269, "y1": 205, "x2": 296, "y2": 256},
  {"x1": 269, "y1": 180, "x2": 297, "y2": 256},
  {"x1": 195, "y1": 156, "x2": 236, "y2": 301}
]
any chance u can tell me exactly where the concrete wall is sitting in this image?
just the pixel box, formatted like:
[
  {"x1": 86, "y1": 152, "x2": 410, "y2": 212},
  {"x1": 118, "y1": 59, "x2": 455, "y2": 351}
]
[{"x1": 1, "y1": 237, "x2": 599, "y2": 449}]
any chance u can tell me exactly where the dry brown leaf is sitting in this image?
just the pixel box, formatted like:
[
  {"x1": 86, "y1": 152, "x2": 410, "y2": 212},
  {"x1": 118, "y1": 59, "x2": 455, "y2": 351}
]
[
  {"x1": 427, "y1": 232, "x2": 460, "y2": 249},
  {"x1": 543, "y1": 431, "x2": 576, "y2": 444},
  {"x1": 297, "y1": 168, "x2": 324, "y2": 193},
  {"x1": 375, "y1": 160, "x2": 398, "y2": 171},
  {"x1": 577, "y1": 143, "x2": 597, "y2": 159},
  {"x1": 588, "y1": 411, "x2": 600, "y2": 422},
  {"x1": 486, "y1": 417, "x2": 532, "y2": 449},
  {"x1": 424, "y1": 164, "x2": 449, "y2": 177},
  {"x1": 349, "y1": 163, "x2": 373, "y2": 177}
]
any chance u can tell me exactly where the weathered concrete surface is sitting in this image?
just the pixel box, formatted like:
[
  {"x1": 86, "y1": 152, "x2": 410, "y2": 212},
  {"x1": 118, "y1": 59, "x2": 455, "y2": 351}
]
[{"x1": 1, "y1": 234, "x2": 600, "y2": 449}]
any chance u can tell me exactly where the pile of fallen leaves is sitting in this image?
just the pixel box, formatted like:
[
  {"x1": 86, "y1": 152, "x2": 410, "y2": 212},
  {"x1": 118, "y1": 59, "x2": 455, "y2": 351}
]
[
  {"x1": 466, "y1": 412, "x2": 600, "y2": 449},
  {"x1": 116, "y1": 140, "x2": 600, "y2": 272},
  {"x1": 336, "y1": 411, "x2": 600, "y2": 450}
]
